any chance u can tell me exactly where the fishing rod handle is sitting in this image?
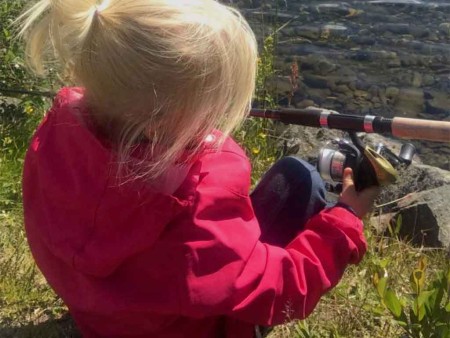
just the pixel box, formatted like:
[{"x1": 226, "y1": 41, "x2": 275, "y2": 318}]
[{"x1": 392, "y1": 117, "x2": 450, "y2": 143}]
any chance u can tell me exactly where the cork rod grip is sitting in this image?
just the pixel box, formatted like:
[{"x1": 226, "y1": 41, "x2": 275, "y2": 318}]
[{"x1": 392, "y1": 117, "x2": 450, "y2": 142}]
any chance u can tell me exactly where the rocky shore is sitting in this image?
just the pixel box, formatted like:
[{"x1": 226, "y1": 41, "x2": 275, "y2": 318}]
[{"x1": 229, "y1": 0, "x2": 450, "y2": 169}]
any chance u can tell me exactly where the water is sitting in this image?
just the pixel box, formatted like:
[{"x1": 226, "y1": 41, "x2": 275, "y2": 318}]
[{"x1": 235, "y1": 0, "x2": 450, "y2": 169}]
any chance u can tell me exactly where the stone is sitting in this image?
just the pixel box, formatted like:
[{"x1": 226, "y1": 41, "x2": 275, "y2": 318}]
[
  {"x1": 377, "y1": 163, "x2": 450, "y2": 210},
  {"x1": 392, "y1": 186, "x2": 450, "y2": 250},
  {"x1": 394, "y1": 88, "x2": 424, "y2": 117},
  {"x1": 303, "y1": 74, "x2": 330, "y2": 89},
  {"x1": 321, "y1": 24, "x2": 348, "y2": 38},
  {"x1": 295, "y1": 99, "x2": 316, "y2": 109},
  {"x1": 295, "y1": 26, "x2": 321, "y2": 40},
  {"x1": 386, "y1": 87, "x2": 400, "y2": 99},
  {"x1": 412, "y1": 72, "x2": 422, "y2": 87},
  {"x1": 424, "y1": 91, "x2": 450, "y2": 117},
  {"x1": 334, "y1": 84, "x2": 352, "y2": 94},
  {"x1": 354, "y1": 90, "x2": 369, "y2": 98},
  {"x1": 315, "y1": 3, "x2": 352, "y2": 16},
  {"x1": 313, "y1": 59, "x2": 337, "y2": 75},
  {"x1": 439, "y1": 23, "x2": 450, "y2": 36},
  {"x1": 305, "y1": 88, "x2": 332, "y2": 104},
  {"x1": 379, "y1": 23, "x2": 411, "y2": 35},
  {"x1": 422, "y1": 74, "x2": 435, "y2": 86}
]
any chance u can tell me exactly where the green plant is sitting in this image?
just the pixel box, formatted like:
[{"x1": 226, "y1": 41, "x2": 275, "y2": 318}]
[
  {"x1": 234, "y1": 34, "x2": 281, "y2": 184},
  {"x1": 373, "y1": 256, "x2": 450, "y2": 338},
  {"x1": 255, "y1": 34, "x2": 276, "y2": 109}
]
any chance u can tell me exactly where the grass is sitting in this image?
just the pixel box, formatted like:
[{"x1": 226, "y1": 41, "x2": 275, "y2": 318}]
[{"x1": 1, "y1": 1, "x2": 449, "y2": 337}]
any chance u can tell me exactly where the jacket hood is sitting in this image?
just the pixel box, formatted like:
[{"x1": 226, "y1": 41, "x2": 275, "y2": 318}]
[{"x1": 23, "y1": 87, "x2": 188, "y2": 277}]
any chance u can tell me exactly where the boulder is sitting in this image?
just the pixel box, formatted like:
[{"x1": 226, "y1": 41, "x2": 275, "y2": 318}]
[
  {"x1": 390, "y1": 186, "x2": 450, "y2": 250},
  {"x1": 377, "y1": 163, "x2": 450, "y2": 207}
]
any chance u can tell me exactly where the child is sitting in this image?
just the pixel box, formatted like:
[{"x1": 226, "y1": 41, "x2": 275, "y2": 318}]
[{"x1": 19, "y1": 0, "x2": 379, "y2": 337}]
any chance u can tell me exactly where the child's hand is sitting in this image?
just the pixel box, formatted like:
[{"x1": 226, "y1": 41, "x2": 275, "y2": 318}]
[{"x1": 338, "y1": 167, "x2": 380, "y2": 219}]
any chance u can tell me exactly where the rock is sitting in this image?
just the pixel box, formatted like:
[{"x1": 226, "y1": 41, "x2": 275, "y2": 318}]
[
  {"x1": 354, "y1": 90, "x2": 369, "y2": 98},
  {"x1": 391, "y1": 186, "x2": 450, "y2": 249},
  {"x1": 305, "y1": 88, "x2": 332, "y2": 103},
  {"x1": 394, "y1": 88, "x2": 424, "y2": 117},
  {"x1": 387, "y1": 59, "x2": 402, "y2": 68},
  {"x1": 412, "y1": 72, "x2": 422, "y2": 87},
  {"x1": 313, "y1": 58, "x2": 337, "y2": 75},
  {"x1": 302, "y1": 74, "x2": 330, "y2": 89},
  {"x1": 439, "y1": 22, "x2": 450, "y2": 36},
  {"x1": 386, "y1": 86, "x2": 400, "y2": 99},
  {"x1": 275, "y1": 124, "x2": 346, "y2": 161},
  {"x1": 422, "y1": 74, "x2": 435, "y2": 86},
  {"x1": 424, "y1": 91, "x2": 450, "y2": 117},
  {"x1": 295, "y1": 26, "x2": 321, "y2": 40},
  {"x1": 321, "y1": 24, "x2": 348, "y2": 38},
  {"x1": 334, "y1": 84, "x2": 352, "y2": 94},
  {"x1": 350, "y1": 51, "x2": 373, "y2": 62},
  {"x1": 295, "y1": 99, "x2": 316, "y2": 108},
  {"x1": 265, "y1": 76, "x2": 296, "y2": 94},
  {"x1": 377, "y1": 23, "x2": 411, "y2": 35},
  {"x1": 377, "y1": 164, "x2": 450, "y2": 210},
  {"x1": 315, "y1": 3, "x2": 353, "y2": 16}
]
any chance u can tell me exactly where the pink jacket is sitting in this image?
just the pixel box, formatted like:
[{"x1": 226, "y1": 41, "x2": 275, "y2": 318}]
[{"x1": 23, "y1": 87, "x2": 366, "y2": 338}]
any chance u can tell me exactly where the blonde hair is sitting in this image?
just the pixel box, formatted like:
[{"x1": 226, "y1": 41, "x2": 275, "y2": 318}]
[{"x1": 17, "y1": 0, "x2": 257, "y2": 179}]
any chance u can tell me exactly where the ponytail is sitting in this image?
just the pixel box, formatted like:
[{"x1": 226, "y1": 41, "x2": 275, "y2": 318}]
[{"x1": 17, "y1": 0, "x2": 102, "y2": 75}]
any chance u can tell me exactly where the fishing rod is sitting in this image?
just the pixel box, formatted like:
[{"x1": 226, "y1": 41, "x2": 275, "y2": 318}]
[
  {"x1": 250, "y1": 106, "x2": 450, "y2": 191},
  {"x1": 250, "y1": 107, "x2": 450, "y2": 143}
]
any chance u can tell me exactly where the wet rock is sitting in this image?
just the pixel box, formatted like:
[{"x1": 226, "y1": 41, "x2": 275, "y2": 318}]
[
  {"x1": 265, "y1": 76, "x2": 295, "y2": 94},
  {"x1": 377, "y1": 23, "x2": 411, "y2": 35},
  {"x1": 305, "y1": 88, "x2": 332, "y2": 103},
  {"x1": 394, "y1": 88, "x2": 424, "y2": 117},
  {"x1": 411, "y1": 72, "x2": 422, "y2": 87},
  {"x1": 295, "y1": 99, "x2": 316, "y2": 108},
  {"x1": 439, "y1": 22, "x2": 450, "y2": 36},
  {"x1": 321, "y1": 24, "x2": 348, "y2": 38},
  {"x1": 386, "y1": 86, "x2": 400, "y2": 99},
  {"x1": 315, "y1": 3, "x2": 353, "y2": 16},
  {"x1": 422, "y1": 74, "x2": 435, "y2": 86},
  {"x1": 303, "y1": 74, "x2": 330, "y2": 89},
  {"x1": 295, "y1": 26, "x2": 321, "y2": 40},
  {"x1": 314, "y1": 58, "x2": 337, "y2": 75},
  {"x1": 334, "y1": 84, "x2": 352, "y2": 94},
  {"x1": 349, "y1": 35, "x2": 377, "y2": 45},
  {"x1": 424, "y1": 90, "x2": 450, "y2": 117},
  {"x1": 350, "y1": 50, "x2": 373, "y2": 62},
  {"x1": 354, "y1": 90, "x2": 369, "y2": 98}
]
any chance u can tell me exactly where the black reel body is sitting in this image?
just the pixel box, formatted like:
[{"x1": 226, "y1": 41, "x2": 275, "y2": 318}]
[{"x1": 317, "y1": 133, "x2": 415, "y2": 192}]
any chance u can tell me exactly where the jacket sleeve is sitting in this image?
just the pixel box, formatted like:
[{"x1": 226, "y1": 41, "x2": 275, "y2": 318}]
[{"x1": 176, "y1": 153, "x2": 366, "y2": 326}]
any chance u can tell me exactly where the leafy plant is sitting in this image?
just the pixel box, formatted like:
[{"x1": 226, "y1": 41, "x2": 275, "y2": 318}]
[{"x1": 373, "y1": 256, "x2": 450, "y2": 338}]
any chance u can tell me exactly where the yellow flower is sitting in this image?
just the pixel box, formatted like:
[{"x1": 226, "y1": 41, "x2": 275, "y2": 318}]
[
  {"x1": 252, "y1": 147, "x2": 260, "y2": 155},
  {"x1": 3, "y1": 137, "x2": 12, "y2": 145},
  {"x1": 258, "y1": 132, "x2": 267, "y2": 139},
  {"x1": 25, "y1": 106, "x2": 34, "y2": 114}
]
